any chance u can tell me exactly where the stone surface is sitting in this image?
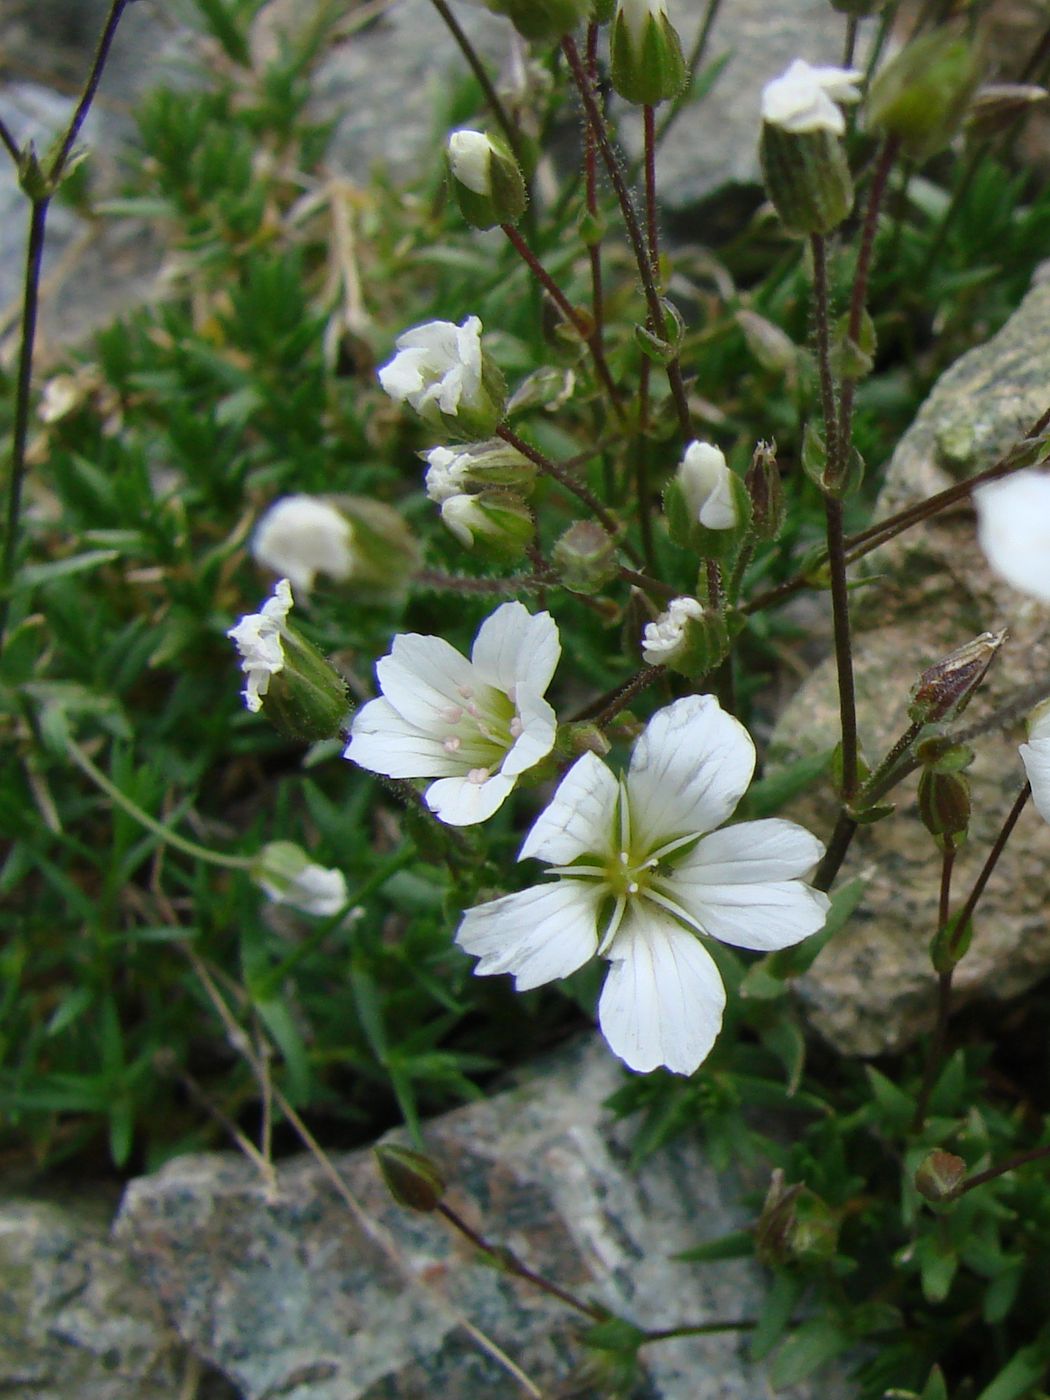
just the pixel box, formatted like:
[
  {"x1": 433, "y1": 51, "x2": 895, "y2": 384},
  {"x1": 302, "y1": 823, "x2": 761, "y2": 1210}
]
[
  {"x1": 115, "y1": 1036, "x2": 855, "y2": 1399},
  {"x1": 0, "y1": 1192, "x2": 237, "y2": 1398},
  {"x1": 769, "y1": 269, "x2": 1050, "y2": 1057}
]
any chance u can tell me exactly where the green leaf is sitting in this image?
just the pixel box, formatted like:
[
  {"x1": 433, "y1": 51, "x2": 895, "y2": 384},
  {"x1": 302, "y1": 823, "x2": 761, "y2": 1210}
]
[
  {"x1": 975, "y1": 1344, "x2": 1050, "y2": 1400},
  {"x1": 768, "y1": 1318, "x2": 852, "y2": 1389},
  {"x1": 750, "y1": 1271, "x2": 804, "y2": 1363},
  {"x1": 676, "y1": 1229, "x2": 754, "y2": 1263},
  {"x1": 254, "y1": 999, "x2": 311, "y2": 1101},
  {"x1": 16, "y1": 550, "x2": 120, "y2": 589}
]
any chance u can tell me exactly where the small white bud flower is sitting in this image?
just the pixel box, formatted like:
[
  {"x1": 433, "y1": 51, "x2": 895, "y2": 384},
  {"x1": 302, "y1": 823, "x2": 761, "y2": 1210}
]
[
  {"x1": 642, "y1": 596, "x2": 704, "y2": 665},
  {"x1": 252, "y1": 841, "x2": 348, "y2": 916},
  {"x1": 252, "y1": 496, "x2": 355, "y2": 593},
  {"x1": 227, "y1": 579, "x2": 293, "y2": 712},
  {"x1": 448, "y1": 130, "x2": 493, "y2": 195},
  {"x1": 761, "y1": 59, "x2": 862, "y2": 136},
  {"x1": 678, "y1": 441, "x2": 740, "y2": 529}
]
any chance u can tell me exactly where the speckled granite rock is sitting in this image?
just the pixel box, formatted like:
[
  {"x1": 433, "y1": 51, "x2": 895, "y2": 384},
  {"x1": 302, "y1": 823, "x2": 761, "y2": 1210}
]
[
  {"x1": 769, "y1": 270, "x2": 1050, "y2": 1057},
  {"x1": 0, "y1": 1194, "x2": 237, "y2": 1399},
  {"x1": 115, "y1": 1036, "x2": 856, "y2": 1399}
]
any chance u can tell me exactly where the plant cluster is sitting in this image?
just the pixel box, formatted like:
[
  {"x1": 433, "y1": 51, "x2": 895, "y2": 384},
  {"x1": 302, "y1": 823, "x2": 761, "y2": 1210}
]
[{"x1": 4, "y1": 0, "x2": 1050, "y2": 1394}]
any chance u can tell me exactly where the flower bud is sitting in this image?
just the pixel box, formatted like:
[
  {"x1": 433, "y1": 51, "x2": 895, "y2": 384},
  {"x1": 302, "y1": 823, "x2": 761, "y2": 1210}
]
[
  {"x1": 447, "y1": 130, "x2": 527, "y2": 230},
  {"x1": 440, "y1": 490, "x2": 534, "y2": 561},
  {"x1": 917, "y1": 768, "x2": 971, "y2": 852},
  {"x1": 908, "y1": 630, "x2": 1006, "y2": 726},
  {"x1": 480, "y1": 0, "x2": 592, "y2": 42},
  {"x1": 1020, "y1": 699, "x2": 1050, "y2": 826},
  {"x1": 665, "y1": 440, "x2": 751, "y2": 559},
  {"x1": 423, "y1": 440, "x2": 536, "y2": 503},
  {"x1": 227, "y1": 580, "x2": 350, "y2": 740},
  {"x1": 253, "y1": 495, "x2": 419, "y2": 596},
  {"x1": 914, "y1": 1150, "x2": 966, "y2": 1204},
  {"x1": 755, "y1": 1170, "x2": 840, "y2": 1267},
  {"x1": 552, "y1": 520, "x2": 619, "y2": 594},
  {"x1": 745, "y1": 440, "x2": 784, "y2": 542},
  {"x1": 375, "y1": 1144, "x2": 446, "y2": 1212},
  {"x1": 759, "y1": 60, "x2": 860, "y2": 235},
  {"x1": 641, "y1": 596, "x2": 729, "y2": 677},
  {"x1": 866, "y1": 32, "x2": 981, "y2": 162},
  {"x1": 610, "y1": 0, "x2": 686, "y2": 107},
  {"x1": 251, "y1": 841, "x2": 348, "y2": 916},
  {"x1": 966, "y1": 83, "x2": 1048, "y2": 140}
]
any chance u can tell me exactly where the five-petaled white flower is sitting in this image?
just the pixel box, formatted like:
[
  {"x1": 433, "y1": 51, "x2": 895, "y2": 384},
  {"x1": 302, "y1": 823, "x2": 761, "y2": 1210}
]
[
  {"x1": 344, "y1": 602, "x2": 560, "y2": 826},
  {"x1": 973, "y1": 469, "x2": 1050, "y2": 603},
  {"x1": 1020, "y1": 702, "x2": 1050, "y2": 825},
  {"x1": 252, "y1": 496, "x2": 355, "y2": 593},
  {"x1": 761, "y1": 59, "x2": 863, "y2": 135},
  {"x1": 227, "y1": 578, "x2": 293, "y2": 713},
  {"x1": 378, "y1": 316, "x2": 484, "y2": 420},
  {"x1": 456, "y1": 695, "x2": 830, "y2": 1075}
]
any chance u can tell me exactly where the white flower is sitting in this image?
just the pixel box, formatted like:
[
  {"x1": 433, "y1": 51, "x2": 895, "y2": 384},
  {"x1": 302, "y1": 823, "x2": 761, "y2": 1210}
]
[
  {"x1": 252, "y1": 496, "x2": 355, "y2": 593},
  {"x1": 425, "y1": 446, "x2": 471, "y2": 503},
  {"x1": 761, "y1": 59, "x2": 863, "y2": 136},
  {"x1": 456, "y1": 696, "x2": 830, "y2": 1075},
  {"x1": 678, "y1": 440, "x2": 739, "y2": 529},
  {"x1": 642, "y1": 597, "x2": 704, "y2": 666},
  {"x1": 1020, "y1": 702, "x2": 1050, "y2": 824},
  {"x1": 253, "y1": 840, "x2": 348, "y2": 916},
  {"x1": 378, "y1": 316, "x2": 484, "y2": 419},
  {"x1": 448, "y1": 130, "x2": 493, "y2": 195},
  {"x1": 973, "y1": 469, "x2": 1050, "y2": 603},
  {"x1": 345, "y1": 602, "x2": 560, "y2": 826},
  {"x1": 227, "y1": 579, "x2": 293, "y2": 713}
]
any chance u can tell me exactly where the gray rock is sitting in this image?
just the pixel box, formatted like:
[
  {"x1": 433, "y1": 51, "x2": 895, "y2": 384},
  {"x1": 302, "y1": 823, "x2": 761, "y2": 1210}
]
[
  {"x1": 769, "y1": 270, "x2": 1050, "y2": 1057},
  {"x1": 116, "y1": 1035, "x2": 856, "y2": 1399},
  {"x1": 0, "y1": 1192, "x2": 235, "y2": 1399}
]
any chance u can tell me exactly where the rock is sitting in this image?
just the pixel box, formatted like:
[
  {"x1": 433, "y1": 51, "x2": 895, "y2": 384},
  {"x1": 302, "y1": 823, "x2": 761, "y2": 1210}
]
[
  {"x1": 116, "y1": 1035, "x2": 855, "y2": 1398},
  {"x1": 0, "y1": 1192, "x2": 237, "y2": 1398},
  {"x1": 769, "y1": 270, "x2": 1050, "y2": 1057}
]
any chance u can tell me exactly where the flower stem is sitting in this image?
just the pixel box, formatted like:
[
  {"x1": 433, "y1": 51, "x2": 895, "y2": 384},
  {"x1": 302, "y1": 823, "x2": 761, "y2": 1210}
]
[
  {"x1": 67, "y1": 738, "x2": 254, "y2": 871},
  {"x1": 911, "y1": 846, "x2": 957, "y2": 1133},
  {"x1": 413, "y1": 568, "x2": 549, "y2": 594},
  {"x1": 0, "y1": 116, "x2": 19, "y2": 164},
  {"x1": 561, "y1": 34, "x2": 692, "y2": 439},
  {"x1": 436, "y1": 1201, "x2": 606, "y2": 1322},
  {"x1": 809, "y1": 233, "x2": 840, "y2": 476},
  {"x1": 825, "y1": 496, "x2": 859, "y2": 803},
  {"x1": 574, "y1": 664, "x2": 666, "y2": 728},
  {"x1": 500, "y1": 222, "x2": 625, "y2": 418},
  {"x1": 950, "y1": 1142, "x2": 1050, "y2": 1200},
  {"x1": 836, "y1": 137, "x2": 900, "y2": 460},
  {"x1": 496, "y1": 424, "x2": 642, "y2": 565},
  {"x1": 583, "y1": 21, "x2": 606, "y2": 349},
  {"x1": 0, "y1": 0, "x2": 132, "y2": 648},
  {"x1": 425, "y1": 0, "x2": 527, "y2": 174},
  {"x1": 618, "y1": 565, "x2": 679, "y2": 600}
]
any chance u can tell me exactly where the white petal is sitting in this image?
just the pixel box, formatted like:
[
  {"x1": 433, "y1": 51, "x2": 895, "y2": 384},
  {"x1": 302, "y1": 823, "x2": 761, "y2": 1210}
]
[
  {"x1": 598, "y1": 907, "x2": 725, "y2": 1075},
  {"x1": 252, "y1": 496, "x2": 354, "y2": 591},
  {"x1": 376, "y1": 633, "x2": 478, "y2": 731},
  {"x1": 344, "y1": 698, "x2": 458, "y2": 779},
  {"x1": 673, "y1": 818, "x2": 825, "y2": 884},
  {"x1": 626, "y1": 696, "x2": 755, "y2": 849},
  {"x1": 1020, "y1": 736, "x2": 1050, "y2": 824},
  {"x1": 974, "y1": 471, "x2": 1050, "y2": 602},
  {"x1": 456, "y1": 880, "x2": 602, "y2": 988},
  {"x1": 470, "y1": 602, "x2": 561, "y2": 695},
  {"x1": 519, "y1": 751, "x2": 619, "y2": 865},
  {"x1": 448, "y1": 130, "x2": 493, "y2": 195},
  {"x1": 425, "y1": 772, "x2": 515, "y2": 825},
  {"x1": 666, "y1": 878, "x2": 830, "y2": 952},
  {"x1": 501, "y1": 688, "x2": 557, "y2": 778}
]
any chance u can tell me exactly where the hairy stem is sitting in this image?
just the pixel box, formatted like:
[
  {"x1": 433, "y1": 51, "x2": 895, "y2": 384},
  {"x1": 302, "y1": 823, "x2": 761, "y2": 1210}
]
[{"x1": 912, "y1": 846, "x2": 957, "y2": 1133}]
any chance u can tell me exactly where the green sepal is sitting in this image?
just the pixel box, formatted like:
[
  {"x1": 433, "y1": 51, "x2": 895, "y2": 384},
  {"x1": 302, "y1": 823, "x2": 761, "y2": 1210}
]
[
  {"x1": 930, "y1": 913, "x2": 972, "y2": 973},
  {"x1": 611, "y1": 10, "x2": 687, "y2": 106},
  {"x1": 760, "y1": 124, "x2": 854, "y2": 235}
]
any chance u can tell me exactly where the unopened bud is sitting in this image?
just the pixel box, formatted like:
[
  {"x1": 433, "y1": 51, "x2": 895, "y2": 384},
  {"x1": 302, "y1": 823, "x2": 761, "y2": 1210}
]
[
  {"x1": 665, "y1": 440, "x2": 751, "y2": 559},
  {"x1": 480, "y1": 0, "x2": 592, "y2": 41},
  {"x1": 917, "y1": 768, "x2": 971, "y2": 852},
  {"x1": 641, "y1": 596, "x2": 729, "y2": 677},
  {"x1": 966, "y1": 83, "x2": 1049, "y2": 139},
  {"x1": 736, "y1": 309, "x2": 799, "y2": 378},
  {"x1": 759, "y1": 61, "x2": 860, "y2": 235},
  {"x1": 908, "y1": 631, "x2": 1006, "y2": 725},
  {"x1": 375, "y1": 1144, "x2": 446, "y2": 1211},
  {"x1": 562, "y1": 720, "x2": 612, "y2": 757},
  {"x1": 745, "y1": 440, "x2": 785, "y2": 541},
  {"x1": 914, "y1": 1150, "x2": 966, "y2": 1203},
  {"x1": 866, "y1": 31, "x2": 981, "y2": 161},
  {"x1": 610, "y1": 0, "x2": 686, "y2": 107},
  {"x1": 447, "y1": 129, "x2": 527, "y2": 230},
  {"x1": 251, "y1": 842, "x2": 348, "y2": 916},
  {"x1": 252, "y1": 495, "x2": 419, "y2": 597},
  {"x1": 553, "y1": 520, "x2": 619, "y2": 593},
  {"x1": 755, "y1": 1171, "x2": 840, "y2": 1267},
  {"x1": 440, "y1": 490, "x2": 534, "y2": 561}
]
